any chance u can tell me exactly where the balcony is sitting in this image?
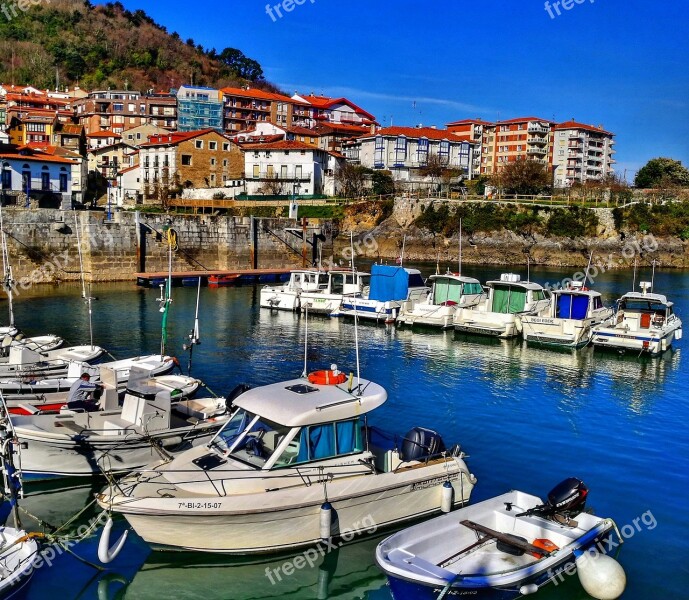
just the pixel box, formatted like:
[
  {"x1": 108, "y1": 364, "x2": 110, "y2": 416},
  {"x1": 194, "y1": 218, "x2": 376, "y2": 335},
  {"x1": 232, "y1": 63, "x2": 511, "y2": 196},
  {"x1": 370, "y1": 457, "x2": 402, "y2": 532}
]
[
  {"x1": 527, "y1": 147, "x2": 547, "y2": 155},
  {"x1": 527, "y1": 124, "x2": 549, "y2": 134},
  {"x1": 527, "y1": 136, "x2": 548, "y2": 145},
  {"x1": 252, "y1": 172, "x2": 312, "y2": 182}
]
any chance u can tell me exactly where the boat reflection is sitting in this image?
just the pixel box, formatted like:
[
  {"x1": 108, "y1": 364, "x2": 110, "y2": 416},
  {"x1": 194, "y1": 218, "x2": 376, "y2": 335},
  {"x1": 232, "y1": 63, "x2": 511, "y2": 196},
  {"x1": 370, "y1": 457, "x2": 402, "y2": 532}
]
[{"x1": 122, "y1": 533, "x2": 388, "y2": 600}]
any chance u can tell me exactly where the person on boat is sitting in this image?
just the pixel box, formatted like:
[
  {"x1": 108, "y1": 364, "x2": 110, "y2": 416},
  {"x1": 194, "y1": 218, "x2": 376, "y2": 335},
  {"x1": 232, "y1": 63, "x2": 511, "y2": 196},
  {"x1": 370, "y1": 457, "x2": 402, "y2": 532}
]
[{"x1": 65, "y1": 373, "x2": 102, "y2": 412}]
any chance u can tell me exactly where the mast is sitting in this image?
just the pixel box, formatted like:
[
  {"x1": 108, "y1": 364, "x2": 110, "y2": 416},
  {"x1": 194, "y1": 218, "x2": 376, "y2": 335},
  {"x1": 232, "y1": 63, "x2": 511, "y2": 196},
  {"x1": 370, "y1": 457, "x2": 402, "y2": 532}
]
[
  {"x1": 0, "y1": 204, "x2": 15, "y2": 328},
  {"x1": 458, "y1": 218, "x2": 462, "y2": 275},
  {"x1": 159, "y1": 230, "x2": 173, "y2": 356},
  {"x1": 185, "y1": 277, "x2": 202, "y2": 375},
  {"x1": 74, "y1": 212, "x2": 95, "y2": 350}
]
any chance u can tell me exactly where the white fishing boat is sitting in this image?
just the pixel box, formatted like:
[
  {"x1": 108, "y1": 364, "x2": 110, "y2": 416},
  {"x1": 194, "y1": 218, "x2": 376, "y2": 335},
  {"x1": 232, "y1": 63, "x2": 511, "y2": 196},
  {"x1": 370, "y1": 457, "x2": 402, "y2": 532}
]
[
  {"x1": 0, "y1": 329, "x2": 64, "y2": 361},
  {"x1": 300, "y1": 270, "x2": 371, "y2": 315},
  {"x1": 376, "y1": 478, "x2": 626, "y2": 600},
  {"x1": 96, "y1": 367, "x2": 475, "y2": 553},
  {"x1": 10, "y1": 373, "x2": 227, "y2": 480},
  {"x1": 397, "y1": 273, "x2": 486, "y2": 329},
  {"x1": 521, "y1": 281, "x2": 614, "y2": 348},
  {"x1": 333, "y1": 265, "x2": 430, "y2": 324},
  {"x1": 0, "y1": 345, "x2": 106, "y2": 380},
  {"x1": 259, "y1": 269, "x2": 328, "y2": 311},
  {"x1": 454, "y1": 274, "x2": 550, "y2": 338},
  {"x1": 591, "y1": 281, "x2": 682, "y2": 355}
]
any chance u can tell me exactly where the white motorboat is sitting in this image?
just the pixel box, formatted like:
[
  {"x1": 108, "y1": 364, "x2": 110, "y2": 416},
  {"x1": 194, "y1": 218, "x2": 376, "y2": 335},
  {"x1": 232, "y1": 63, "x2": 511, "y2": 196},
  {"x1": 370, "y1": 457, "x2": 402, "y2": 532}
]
[
  {"x1": 96, "y1": 367, "x2": 476, "y2": 554},
  {"x1": 376, "y1": 478, "x2": 626, "y2": 600},
  {"x1": 300, "y1": 270, "x2": 370, "y2": 315},
  {"x1": 0, "y1": 329, "x2": 64, "y2": 361},
  {"x1": 0, "y1": 345, "x2": 106, "y2": 380},
  {"x1": 259, "y1": 269, "x2": 328, "y2": 311},
  {"x1": 521, "y1": 281, "x2": 614, "y2": 348},
  {"x1": 454, "y1": 273, "x2": 550, "y2": 338},
  {"x1": 11, "y1": 376, "x2": 228, "y2": 480},
  {"x1": 397, "y1": 273, "x2": 486, "y2": 329},
  {"x1": 591, "y1": 281, "x2": 682, "y2": 355},
  {"x1": 333, "y1": 265, "x2": 430, "y2": 324}
]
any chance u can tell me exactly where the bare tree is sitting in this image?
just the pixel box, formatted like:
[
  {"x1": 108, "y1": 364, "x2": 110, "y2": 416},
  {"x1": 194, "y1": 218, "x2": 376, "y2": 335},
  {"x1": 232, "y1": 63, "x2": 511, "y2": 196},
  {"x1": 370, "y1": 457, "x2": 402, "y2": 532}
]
[
  {"x1": 491, "y1": 160, "x2": 552, "y2": 195},
  {"x1": 260, "y1": 176, "x2": 286, "y2": 196},
  {"x1": 335, "y1": 163, "x2": 368, "y2": 198}
]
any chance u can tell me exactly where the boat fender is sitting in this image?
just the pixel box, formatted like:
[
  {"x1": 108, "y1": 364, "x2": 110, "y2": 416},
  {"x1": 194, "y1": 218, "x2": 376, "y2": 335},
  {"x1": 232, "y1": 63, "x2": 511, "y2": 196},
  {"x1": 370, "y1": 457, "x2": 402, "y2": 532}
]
[
  {"x1": 97, "y1": 517, "x2": 129, "y2": 564},
  {"x1": 574, "y1": 549, "x2": 626, "y2": 600},
  {"x1": 519, "y1": 584, "x2": 539, "y2": 595},
  {"x1": 308, "y1": 369, "x2": 347, "y2": 386},
  {"x1": 319, "y1": 502, "x2": 333, "y2": 542},
  {"x1": 440, "y1": 481, "x2": 454, "y2": 513}
]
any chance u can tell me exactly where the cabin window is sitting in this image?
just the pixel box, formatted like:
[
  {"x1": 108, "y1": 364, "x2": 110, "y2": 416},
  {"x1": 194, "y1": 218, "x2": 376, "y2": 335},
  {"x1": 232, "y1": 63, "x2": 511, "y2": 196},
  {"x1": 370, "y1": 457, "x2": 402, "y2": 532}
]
[
  {"x1": 408, "y1": 273, "x2": 426, "y2": 288},
  {"x1": 556, "y1": 294, "x2": 589, "y2": 319},
  {"x1": 331, "y1": 273, "x2": 345, "y2": 295},
  {"x1": 532, "y1": 290, "x2": 547, "y2": 302},
  {"x1": 433, "y1": 279, "x2": 463, "y2": 305},
  {"x1": 593, "y1": 296, "x2": 603, "y2": 310},
  {"x1": 463, "y1": 282, "x2": 484, "y2": 296},
  {"x1": 491, "y1": 285, "x2": 526, "y2": 314},
  {"x1": 293, "y1": 419, "x2": 363, "y2": 464}
]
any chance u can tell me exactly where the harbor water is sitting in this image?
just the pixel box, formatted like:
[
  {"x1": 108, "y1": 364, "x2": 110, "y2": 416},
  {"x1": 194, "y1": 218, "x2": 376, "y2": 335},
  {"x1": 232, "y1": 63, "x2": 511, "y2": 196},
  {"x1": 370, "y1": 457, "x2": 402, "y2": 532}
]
[{"x1": 7, "y1": 264, "x2": 688, "y2": 600}]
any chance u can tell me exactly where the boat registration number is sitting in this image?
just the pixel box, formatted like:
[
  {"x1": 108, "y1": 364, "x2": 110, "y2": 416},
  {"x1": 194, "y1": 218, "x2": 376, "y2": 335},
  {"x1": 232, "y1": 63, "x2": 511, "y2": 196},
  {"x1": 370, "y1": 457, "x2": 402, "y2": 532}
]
[
  {"x1": 412, "y1": 473, "x2": 459, "y2": 490},
  {"x1": 178, "y1": 502, "x2": 222, "y2": 509},
  {"x1": 529, "y1": 318, "x2": 555, "y2": 324}
]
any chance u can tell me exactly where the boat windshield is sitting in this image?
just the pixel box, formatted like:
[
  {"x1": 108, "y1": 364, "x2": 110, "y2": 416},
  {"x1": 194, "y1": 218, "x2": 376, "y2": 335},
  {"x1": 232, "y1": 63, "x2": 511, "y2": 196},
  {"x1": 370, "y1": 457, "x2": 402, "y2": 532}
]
[
  {"x1": 433, "y1": 279, "x2": 463, "y2": 305},
  {"x1": 491, "y1": 285, "x2": 526, "y2": 314},
  {"x1": 211, "y1": 408, "x2": 292, "y2": 468},
  {"x1": 621, "y1": 299, "x2": 668, "y2": 313}
]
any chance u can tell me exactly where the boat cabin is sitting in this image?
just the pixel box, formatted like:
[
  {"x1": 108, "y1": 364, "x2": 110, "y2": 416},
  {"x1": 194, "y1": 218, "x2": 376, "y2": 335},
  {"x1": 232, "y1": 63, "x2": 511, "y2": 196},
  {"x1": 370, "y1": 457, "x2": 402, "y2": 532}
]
[
  {"x1": 208, "y1": 376, "x2": 388, "y2": 471},
  {"x1": 486, "y1": 274, "x2": 548, "y2": 314},
  {"x1": 286, "y1": 270, "x2": 328, "y2": 292},
  {"x1": 616, "y1": 291, "x2": 675, "y2": 331},
  {"x1": 322, "y1": 271, "x2": 370, "y2": 296},
  {"x1": 429, "y1": 274, "x2": 484, "y2": 306},
  {"x1": 550, "y1": 283, "x2": 605, "y2": 320}
]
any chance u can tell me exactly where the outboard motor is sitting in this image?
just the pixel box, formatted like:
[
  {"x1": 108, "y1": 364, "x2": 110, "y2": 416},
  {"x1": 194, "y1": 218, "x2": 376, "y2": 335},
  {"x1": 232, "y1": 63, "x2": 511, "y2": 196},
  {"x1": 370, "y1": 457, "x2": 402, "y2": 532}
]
[
  {"x1": 547, "y1": 477, "x2": 588, "y2": 518},
  {"x1": 226, "y1": 383, "x2": 251, "y2": 412},
  {"x1": 400, "y1": 427, "x2": 446, "y2": 462}
]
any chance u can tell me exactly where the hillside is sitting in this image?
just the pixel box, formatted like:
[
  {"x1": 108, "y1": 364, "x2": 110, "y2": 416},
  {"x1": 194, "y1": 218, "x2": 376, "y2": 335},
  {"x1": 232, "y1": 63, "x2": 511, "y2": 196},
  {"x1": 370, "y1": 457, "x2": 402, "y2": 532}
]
[{"x1": 0, "y1": 0, "x2": 280, "y2": 93}]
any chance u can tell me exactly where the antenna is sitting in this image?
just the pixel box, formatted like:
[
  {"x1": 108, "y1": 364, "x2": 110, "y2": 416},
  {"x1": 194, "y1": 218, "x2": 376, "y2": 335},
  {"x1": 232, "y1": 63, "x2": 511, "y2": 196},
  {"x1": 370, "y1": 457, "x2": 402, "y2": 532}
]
[
  {"x1": 651, "y1": 259, "x2": 656, "y2": 292},
  {"x1": 184, "y1": 277, "x2": 202, "y2": 375},
  {"x1": 526, "y1": 255, "x2": 530, "y2": 283},
  {"x1": 351, "y1": 233, "x2": 361, "y2": 389},
  {"x1": 301, "y1": 302, "x2": 309, "y2": 378},
  {"x1": 0, "y1": 204, "x2": 15, "y2": 328},
  {"x1": 632, "y1": 258, "x2": 637, "y2": 291},
  {"x1": 584, "y1": 252, "x2": 593, "y2": 286}
]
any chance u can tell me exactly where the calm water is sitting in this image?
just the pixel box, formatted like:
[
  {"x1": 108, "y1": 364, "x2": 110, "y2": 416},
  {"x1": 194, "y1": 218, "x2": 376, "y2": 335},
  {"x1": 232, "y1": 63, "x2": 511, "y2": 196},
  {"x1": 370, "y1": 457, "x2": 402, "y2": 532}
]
[{"x1": 7, "y1": 264, "x2": 689, "y2": 600}]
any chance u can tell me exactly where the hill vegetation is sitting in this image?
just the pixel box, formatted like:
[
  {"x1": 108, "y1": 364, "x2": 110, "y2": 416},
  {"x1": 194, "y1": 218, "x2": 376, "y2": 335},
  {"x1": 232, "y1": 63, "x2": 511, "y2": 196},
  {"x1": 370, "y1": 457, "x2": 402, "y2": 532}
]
[{"x1": 0, "y1": 0, "x2": 280, "y2": 93}]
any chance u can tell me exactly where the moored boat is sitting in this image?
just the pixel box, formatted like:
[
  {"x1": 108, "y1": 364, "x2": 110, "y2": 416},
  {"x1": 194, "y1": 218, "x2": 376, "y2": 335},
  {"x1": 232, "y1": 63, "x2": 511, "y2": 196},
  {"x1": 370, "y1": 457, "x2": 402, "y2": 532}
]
[
  {"x1": 454, "y1": 273, "x2": 550, "y2": 338},
  {"x1": 591, "y1": 281, "x2": 682, "y2": 355},
  {"x1": 96, "y1": 367, "x2": 476, "y2": 553},
  {"x1": 397, "y1": 272, "x2": 485, "y2": 329},
  {"x1": 333, "y1": 265, "x2": 430, "y2": 324},
  {"x1": 376, "y1": 478, "x2": 626, "y2": 600},
  {"x1": 300, "y1": 269, "x2": 370, "y2": 315},
  {"x1": 259, "y1": 269, "x2": 327, "y2": 311},
  {"x1": 521, "y1": 281, "x2": 614, "y2": 348}
]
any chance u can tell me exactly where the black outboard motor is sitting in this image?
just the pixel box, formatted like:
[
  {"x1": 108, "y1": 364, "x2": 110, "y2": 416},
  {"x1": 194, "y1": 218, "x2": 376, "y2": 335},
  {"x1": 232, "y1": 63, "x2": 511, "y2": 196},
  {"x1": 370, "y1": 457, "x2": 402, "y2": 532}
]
[
  {"x1": 400, "y1": 427, "x2": 446, "y2": 462},
  {"x1": 546, "y1": 477, "x2": 588, "y2": 518},
  {"x1": 226, "y1": 383, "x2": 251, "y2": 412}
]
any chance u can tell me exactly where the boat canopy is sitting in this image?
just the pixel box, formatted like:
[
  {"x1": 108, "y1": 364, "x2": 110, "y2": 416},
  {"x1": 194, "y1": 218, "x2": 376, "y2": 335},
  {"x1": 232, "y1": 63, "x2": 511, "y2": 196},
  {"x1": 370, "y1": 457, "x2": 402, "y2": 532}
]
[
  {"x1": 556, "y1": 293, "x2": 589, "y2": 319},
  {"x1": 369, "y1": 265, "x2": 424, "y2": 302},
  {"x1": 430, "y1": 275, "x2": 483, "y2": 305},
  {"x1": 233, "y1": 376, "x2": 387, "y2": 427},
  {"x1": 619, "y1": 292, "x2": 670, "y2": 307}
]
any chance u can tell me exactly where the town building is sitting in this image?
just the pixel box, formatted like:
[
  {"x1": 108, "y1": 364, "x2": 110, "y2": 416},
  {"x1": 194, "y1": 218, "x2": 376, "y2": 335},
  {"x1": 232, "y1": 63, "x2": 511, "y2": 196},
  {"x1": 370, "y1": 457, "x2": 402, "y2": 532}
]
[
  {"x1": 176, "y1": 86, "x2": 224, "y2": 132},
  {"x1": 219, "y1": 87, "x2": 311, "y2": 133},
  {"x1": 446, "y1": 118, "x2": 494, "y2": 178},
  {"x1": 86, "y1": 130, "x2": 122, "y2": 150},
  {"x1": 292, "y1": 93, "x2": 376, "y2": 128},
  {"x1": 344, "y1": 126, "x2": 473, "y2": 187},
  {"x1": 480, "y1": 117, "x2": 554, "y2": 176},
  {"x1": 243, "y1": 140, "x2": 342, "y2": 197},
  {"x1": 0, "y1": 144, "x2": 73, "y2": 208},
  {"x1": 121, "y1": 124, "x2": 169, "y2": 147},
  {"x1": 138, "y1": 129, "x2": 243, "y2": 200},
  {"x1": 552, "y1": 121, "x2": 616, "y2": 187}
]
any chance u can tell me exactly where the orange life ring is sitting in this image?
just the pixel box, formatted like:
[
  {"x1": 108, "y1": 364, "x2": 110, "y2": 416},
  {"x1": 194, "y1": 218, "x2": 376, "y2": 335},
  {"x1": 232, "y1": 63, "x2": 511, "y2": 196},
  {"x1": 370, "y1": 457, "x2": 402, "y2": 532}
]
[{"x1": 308, "y1": 370, "x2": 347, "y2": 385}]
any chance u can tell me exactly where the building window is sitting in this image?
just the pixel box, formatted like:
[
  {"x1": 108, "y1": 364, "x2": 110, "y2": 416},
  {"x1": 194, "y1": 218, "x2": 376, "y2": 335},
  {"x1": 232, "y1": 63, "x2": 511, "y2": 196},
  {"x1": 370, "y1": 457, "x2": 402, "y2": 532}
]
[
  {"x1": 374, "y1": 135, "x2": 385, "y2": 167},
  {"x1": 113, "y1": 103, "x2": 124, "y2": 112},
  {"x1": 253, "y1": 165, "x2": 260, "y2": 178},
  {"x1": 209, "y1": 141, "x2": 217, "y2": 150},
  {"x1": 181, "y1": 155, "x2": 192, "y2": 166},
  {"x1": 210, "y1": 158, "x2": 216, "y2": 166},
  {"x1": 223, "y1": 143, "x2": 230, "y2": 151},
  {"x1": 1, "y1": 165, "x2": 10, "y2": 190},
  {"x1": 22, "y1": 168, "x2": 31, "y2": 191},
  {"x1": 195, "y1": 140, "x2": 203, "y2": 149},
  {"x1": 417, "y1": 137, "x2": 429, "y2": 163},
  {"x1": 59, "y1": 168, "x2": 68, "y2": 192},
  {"x1": 223, "y1": 159, "x2": 228, "y2": 167},
  {"x1": 439, "y1": 140, "x2": 450, "y2": 161}
]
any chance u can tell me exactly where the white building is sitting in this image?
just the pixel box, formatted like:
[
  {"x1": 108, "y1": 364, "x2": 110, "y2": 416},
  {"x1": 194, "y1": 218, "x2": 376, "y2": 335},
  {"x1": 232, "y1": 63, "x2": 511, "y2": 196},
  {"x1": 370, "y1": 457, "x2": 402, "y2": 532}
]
[
  {"x1": 552, "y1": 121, "x2": 616, "y2": 187},
  {"x1": 0, "y1": 146, "x2": 72, "y2": 207},
  {"x1": 292, "y1": 93, "x2": 376, "y2": 128},
  {"x1": 242, "y1": 140, "x2": 342, "y2": 197},
  {"x1": 344, "y1": 126, "x2": 474, "y2": 186}
]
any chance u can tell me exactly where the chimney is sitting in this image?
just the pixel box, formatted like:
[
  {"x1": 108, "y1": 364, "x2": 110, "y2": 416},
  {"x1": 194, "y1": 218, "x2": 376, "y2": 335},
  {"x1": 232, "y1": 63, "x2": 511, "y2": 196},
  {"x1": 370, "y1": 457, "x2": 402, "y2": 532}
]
[{"x1": 370, "y1": 123, "x2": 377, "y2": 135}]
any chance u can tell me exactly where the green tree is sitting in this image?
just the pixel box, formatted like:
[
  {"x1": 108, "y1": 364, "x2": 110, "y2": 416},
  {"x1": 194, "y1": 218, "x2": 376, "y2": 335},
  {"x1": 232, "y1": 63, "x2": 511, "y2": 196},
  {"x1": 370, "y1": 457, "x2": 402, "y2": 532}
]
[
  {"x1": 218, "y1": 48, "x2": 264, "y2": 81},
  {"x1": 634, "y1": 158, "x2": 689, "y2": 188}
]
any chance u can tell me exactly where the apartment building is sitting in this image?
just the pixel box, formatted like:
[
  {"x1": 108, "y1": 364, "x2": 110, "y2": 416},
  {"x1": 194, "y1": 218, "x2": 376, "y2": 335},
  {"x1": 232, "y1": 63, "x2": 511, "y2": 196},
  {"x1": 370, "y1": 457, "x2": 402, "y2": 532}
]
[
  {"x1": 344, "y1": 126, "x2": 473, "y2": 184},
  {"x1": 552, "y1": 121, "x2": 616, "y2": 187},
  {"x1": 74, "y1": 90, "x2": 178, "y2": 135},
  {"x1": 138, "y1": 129, "x2": 242, "y2": 197},
  {"x1": 292, "y1": 93, "x2": 376, "y2": 128},
  {"x1": 177, "y1": 86, "x2": 224, "y2": 132},
  {"x1": 481, "y1": 117, "x2": 555, "y2": 175},
  {"x1": 5, "y1": 109, "x2": 73, "y2": 145},
  {"x1": 446, "y1": 118, "x2": 493, "y2": 178},
  {"x1": 243, "y1": 140, "x2": 342, "y2": 197},
  {"x1": 121, "y1": 124, "x2": 169, "y2": 147},
  {"x1": 220, "y1": 87, "x2": 311, "y2": 133}
]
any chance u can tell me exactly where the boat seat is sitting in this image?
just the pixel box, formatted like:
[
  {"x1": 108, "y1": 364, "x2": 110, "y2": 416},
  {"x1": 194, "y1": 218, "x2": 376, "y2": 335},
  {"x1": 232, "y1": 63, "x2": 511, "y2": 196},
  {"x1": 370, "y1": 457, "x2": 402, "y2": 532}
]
[
  {"x1": 101, "y1": 417, "x2": 138, "y2": 435},
  {"x1": 388, "y1": 548, "x2": 453, "y2": 579}
]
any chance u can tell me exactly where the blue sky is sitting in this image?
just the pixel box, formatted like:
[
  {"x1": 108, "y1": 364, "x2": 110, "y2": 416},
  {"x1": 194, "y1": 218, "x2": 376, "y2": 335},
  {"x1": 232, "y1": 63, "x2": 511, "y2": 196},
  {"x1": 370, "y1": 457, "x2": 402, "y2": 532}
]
[{"x1": 105, "y1": 1, "x2": 688, "y2": 180}]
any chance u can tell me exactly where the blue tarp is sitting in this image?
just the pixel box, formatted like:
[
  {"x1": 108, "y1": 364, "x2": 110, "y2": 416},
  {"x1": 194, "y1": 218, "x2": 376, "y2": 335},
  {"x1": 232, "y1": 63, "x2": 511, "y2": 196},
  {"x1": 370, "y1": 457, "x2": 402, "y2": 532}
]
[
  {"x1": 369, "y1": 265, "x2": 410, "y2": 302},
  {"x1": 557, "y1": 294, "x2": 589, "y2": 320}
]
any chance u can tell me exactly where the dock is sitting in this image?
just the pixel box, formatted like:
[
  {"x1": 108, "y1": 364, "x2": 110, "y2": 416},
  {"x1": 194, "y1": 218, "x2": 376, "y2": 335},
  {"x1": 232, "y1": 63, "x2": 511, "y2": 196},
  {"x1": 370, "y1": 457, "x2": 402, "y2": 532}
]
[{"x1": 136, "y1": 268, "x2": 293, "y2": 287}]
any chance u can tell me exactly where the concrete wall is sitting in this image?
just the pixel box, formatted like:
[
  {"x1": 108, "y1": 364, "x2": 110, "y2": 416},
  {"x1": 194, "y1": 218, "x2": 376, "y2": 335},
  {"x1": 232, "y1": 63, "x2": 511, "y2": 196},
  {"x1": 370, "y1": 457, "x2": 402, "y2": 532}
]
[{"x1": 1, "y1": 208, "x2": 332, "y2": 284}]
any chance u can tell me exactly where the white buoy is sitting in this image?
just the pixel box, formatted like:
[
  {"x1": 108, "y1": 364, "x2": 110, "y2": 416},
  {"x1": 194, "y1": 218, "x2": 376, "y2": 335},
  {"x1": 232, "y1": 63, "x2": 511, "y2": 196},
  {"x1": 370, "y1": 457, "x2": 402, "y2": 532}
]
[
  {"x1": 320, "y1": 502, "x2": 333, "y2": 542},
  {"x1": 440, "y1": 481, "x2": 454, "y2": 513},
  {"x1": 519, "y1": 584, "x2": 539, "y2": 595},
  {"x1": 574, "y1": 549, "x2": 626, "y2": 600},
  {"x1": 98, "y1": 517, "x2": 129, "y2": 564}
]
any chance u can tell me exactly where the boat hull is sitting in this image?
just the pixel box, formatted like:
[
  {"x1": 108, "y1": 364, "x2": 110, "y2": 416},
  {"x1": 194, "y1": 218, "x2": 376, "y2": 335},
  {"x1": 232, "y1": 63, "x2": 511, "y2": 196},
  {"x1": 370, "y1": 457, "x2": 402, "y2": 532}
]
[
  {"x1": 591, "y1": 324, "x2": 680, "y2": 355},
  {"x1": 103, "y1": 463, "x2": 475, "y2": 554},
  {"x1": 259, "y1": 289, "x2": 300, "y2": 311}
]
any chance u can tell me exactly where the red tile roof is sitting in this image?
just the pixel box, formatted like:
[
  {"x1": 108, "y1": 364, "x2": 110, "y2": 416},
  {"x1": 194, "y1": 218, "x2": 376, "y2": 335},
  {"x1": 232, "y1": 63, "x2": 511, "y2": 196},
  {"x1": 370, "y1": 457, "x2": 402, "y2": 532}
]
[
  {"x1": 140, "y1": 129, "x2": 226, "y2": 147},
  {"x1": 495, "y1": 116, "x2": 554, "y2": 125},
  {"x1": 314, "y1": 122, "x2": 371, "y2": 134},
  {"x1": 0, "y1": 145, "x2": 75, "y2": 164},
  {"x1": 87, "y1": 130, "x2": 121, "y2": 138},
  {"x1": 554, "y1": 120, "x2": 613, "y2": 136},
  {"x1": 241, "y1": 140, "x2": 322, "y2": 152},
  {"x1": 219, "y1": 86, "x2": 307, "y2": 105},
  {"x1": 298, "y1": 94, "x2": 376, "y2": 122},
  {"x1": 446, "y1": 118, "x2": 495, "y2": 127},
  {"x1": 359, "y1": 126, "x2": 474, "y2": 143}
]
